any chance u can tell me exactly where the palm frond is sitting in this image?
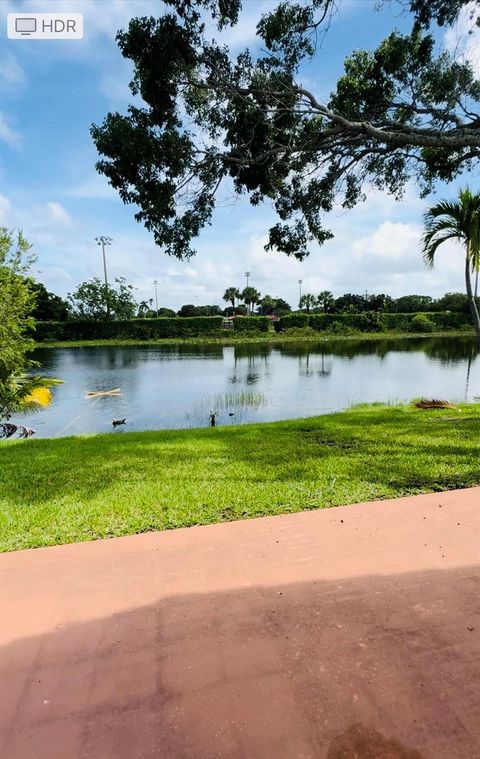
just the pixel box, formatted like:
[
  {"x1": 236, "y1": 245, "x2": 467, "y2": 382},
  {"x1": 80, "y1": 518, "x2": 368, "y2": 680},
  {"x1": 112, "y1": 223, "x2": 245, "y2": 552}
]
[
  {"x1": 23, "y1": 386, "x2": 52, "y2": 411},
  {"x1": 1, "y1": 375, "x2": 63, "y2": 418},
  {"x1": 423, "y1": 200, "x2": 464, "y2": 226},
  {"x1": 422, "y1": 188, "x2": 480, "y2": 268},
  {"x1": 422, "y1": 228, "x2": 460, "y2": 267},
  {"x1": 414, "y1": 399, "x2": 457, "y2": 410}
]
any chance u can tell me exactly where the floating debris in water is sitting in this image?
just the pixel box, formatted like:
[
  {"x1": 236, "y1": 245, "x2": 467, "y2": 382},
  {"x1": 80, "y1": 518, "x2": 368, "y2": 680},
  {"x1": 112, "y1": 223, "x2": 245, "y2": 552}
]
[{"x1": 85, "y1": 388, "x2": 122, "y2": 398}]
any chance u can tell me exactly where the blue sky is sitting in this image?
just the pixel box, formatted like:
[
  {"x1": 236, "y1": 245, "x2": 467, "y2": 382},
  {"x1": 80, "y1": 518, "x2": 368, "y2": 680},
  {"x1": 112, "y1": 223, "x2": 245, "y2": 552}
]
[{"x1": 0, "y1": 0, "x2": 479, "y2": 309}]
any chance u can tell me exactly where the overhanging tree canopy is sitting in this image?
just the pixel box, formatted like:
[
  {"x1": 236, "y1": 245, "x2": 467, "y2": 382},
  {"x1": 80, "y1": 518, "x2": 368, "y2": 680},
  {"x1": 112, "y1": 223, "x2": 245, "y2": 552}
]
[{"x1": 91, "y1": 0, "x2": 480, "y2": 261}]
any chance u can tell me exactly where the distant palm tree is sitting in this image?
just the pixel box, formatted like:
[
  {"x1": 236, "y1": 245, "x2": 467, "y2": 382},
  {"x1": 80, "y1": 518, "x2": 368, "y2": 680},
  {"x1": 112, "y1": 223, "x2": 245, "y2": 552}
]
[
  {"x1": 299, "y1": 293, "x2": 316, "y2": 313},
  {"x1": 137, "y1": 299, "x2": 154, "y2": 317},
  {"x1": 223, "y1": 287, "x2": 240, "y2": 314},
  {"x1": 317, "y1": 290, "x2": 334, "y2": 313},
  {"x1": 422, "y1": 188, "x2": 480, "y2": 347},
  {"x1": 250, "y1": 288, "x2": 261, "y2": 314},
  {"x1": 260, "y1": 295, "x2": 275, "y2": 315},
  {"x1": 241, "y1": 286, "x2": 261, "y2": 315}
]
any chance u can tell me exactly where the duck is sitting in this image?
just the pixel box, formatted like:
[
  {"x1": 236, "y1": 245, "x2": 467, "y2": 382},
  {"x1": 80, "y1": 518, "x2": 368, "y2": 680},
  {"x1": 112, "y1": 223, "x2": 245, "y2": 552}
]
[
  {"x1": 18, "y1": 426, "x2": 35, "y2": 438},
  {"x1": 112, "y1": 418, "x2": 127, "y2": 427}
]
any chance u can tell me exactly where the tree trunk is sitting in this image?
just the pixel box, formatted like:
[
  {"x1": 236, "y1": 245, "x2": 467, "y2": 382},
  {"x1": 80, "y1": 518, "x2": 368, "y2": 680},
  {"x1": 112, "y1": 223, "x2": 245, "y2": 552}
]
[{"x1": 465, "y1": 248, "x2": 480, "y2": 348}]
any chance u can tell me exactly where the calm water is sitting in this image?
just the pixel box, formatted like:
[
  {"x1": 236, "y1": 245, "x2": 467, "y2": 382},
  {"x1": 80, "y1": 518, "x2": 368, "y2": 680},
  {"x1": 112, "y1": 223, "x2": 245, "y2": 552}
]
[{"x1": 20, "y1": 337, "x2": 480, "y2": 438}]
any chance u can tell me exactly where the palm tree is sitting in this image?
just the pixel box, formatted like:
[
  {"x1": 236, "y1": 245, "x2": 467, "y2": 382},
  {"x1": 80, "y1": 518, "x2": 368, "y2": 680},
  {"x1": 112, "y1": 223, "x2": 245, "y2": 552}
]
[
  {"x1": 260, "y1": 295, "x2": 275, "y2": 315},
  {"x1": 241, "y1": 286, "x2": 261, "y2": 315},
  {"x1": 223, "y1": 287, "x2": 240, "y2": 314},
  {"x1": 0, "y1": 374, "x2": 62, "y2": 424},
  {"x1": 299, "y1": 293, "x2": 316, "y2": 313},
  {"x1": 137, "y1": 299, "x2": 154, "y2": 317},
  {"x1": 317, "y1": 290, "x2": 334, "y2": 313},
  {"x1": 422, "y1": 188, "x2": 480, "y2": 347},
  {"x1": 250, "y1": 288, "x2": 261, "y2": 314}
]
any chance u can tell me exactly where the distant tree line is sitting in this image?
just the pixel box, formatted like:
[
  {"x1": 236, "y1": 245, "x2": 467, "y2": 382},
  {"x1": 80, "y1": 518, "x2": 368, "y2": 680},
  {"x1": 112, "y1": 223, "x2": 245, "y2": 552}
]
[
  {"x1": 29, "y1": 275, "x2": 476, "y2": 323},
  {"x1": 296, "y1": 291, "x2": 474, "y2": 315}
]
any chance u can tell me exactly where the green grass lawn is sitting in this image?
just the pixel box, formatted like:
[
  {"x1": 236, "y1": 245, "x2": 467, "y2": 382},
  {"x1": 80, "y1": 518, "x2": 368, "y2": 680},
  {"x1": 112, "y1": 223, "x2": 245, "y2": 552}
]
[{"x1": 1, "y1": 403, "x2": 479, "y2": 552}]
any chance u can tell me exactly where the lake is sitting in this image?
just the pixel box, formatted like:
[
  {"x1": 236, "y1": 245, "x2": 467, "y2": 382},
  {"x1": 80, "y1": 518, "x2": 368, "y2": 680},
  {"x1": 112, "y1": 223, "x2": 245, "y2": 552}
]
[{"x1": 20, "y1": 336, "x2": 479, "y2": 437}]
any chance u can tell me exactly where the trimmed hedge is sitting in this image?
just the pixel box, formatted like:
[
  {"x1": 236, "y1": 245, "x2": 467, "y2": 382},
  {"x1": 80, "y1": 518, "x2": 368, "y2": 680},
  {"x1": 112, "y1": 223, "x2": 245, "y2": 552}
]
[
  {"x1": 233, "y1": 316, "x2": 269, "y2": 333},
  {"x1": 276, "y1": 311, "x2": 472, "y2": 334},
  {"x1": 31, "y1": 310, "x2": 473, "y2": 343},
  {"x1": 276, "y1": 313, "x2": 310, "y2": 330},
  {"x1": 33, "y1": 317, "x2": 224, "y2": 342}
]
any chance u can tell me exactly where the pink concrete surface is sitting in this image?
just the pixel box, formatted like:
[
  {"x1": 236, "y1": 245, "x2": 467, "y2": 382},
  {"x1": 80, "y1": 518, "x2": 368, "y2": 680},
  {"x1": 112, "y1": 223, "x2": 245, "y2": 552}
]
[{"x1": 1, "y1": 488, "x2": 479, "y2": 758}]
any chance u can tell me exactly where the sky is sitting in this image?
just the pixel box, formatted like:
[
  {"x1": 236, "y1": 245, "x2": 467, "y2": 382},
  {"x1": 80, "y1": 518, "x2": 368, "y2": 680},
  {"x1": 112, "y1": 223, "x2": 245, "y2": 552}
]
[{"x1": 1, "y1": 0, "x2": 479, "y2": 310}]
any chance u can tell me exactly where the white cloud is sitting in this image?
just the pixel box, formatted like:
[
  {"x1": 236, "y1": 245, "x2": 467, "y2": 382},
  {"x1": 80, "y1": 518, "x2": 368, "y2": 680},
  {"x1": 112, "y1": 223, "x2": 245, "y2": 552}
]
[
  {"x1": 352, "y1": 221, "x2": 421, "y2": 265},
  {"x1": 0, "y1": 111, "x2": 21, "y2": 147},
  {"x1": 0, "y1": 194, "x2": 12, "y2": 223},
  {"x1": 334, "y1": 184, "x2": 424, "y2": 223},
  {"x1": 220, "y1": 1, "x2": 270, "y2": 48},
  {"x1": 45, "y1": 202, "x2": 73, "y2": 226},
  {"x1": 64, "y1": 173, "x2": 119, "y2": 200},
  {"x1": 444, "y1": 3, "x2": 480, "y2": 75}
]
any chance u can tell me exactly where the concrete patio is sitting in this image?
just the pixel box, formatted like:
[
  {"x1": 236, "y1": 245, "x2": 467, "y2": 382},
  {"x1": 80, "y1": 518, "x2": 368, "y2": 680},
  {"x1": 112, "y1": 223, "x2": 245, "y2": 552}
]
[{"x1": 1, "y1": 488, "x2": 479, "y2": 758}]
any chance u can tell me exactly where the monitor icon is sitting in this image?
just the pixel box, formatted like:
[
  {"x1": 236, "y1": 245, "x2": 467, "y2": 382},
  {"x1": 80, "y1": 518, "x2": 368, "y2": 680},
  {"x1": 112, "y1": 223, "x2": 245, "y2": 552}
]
[{"x1": 15, "y1": 17, "x2": 36, "y2": 35}]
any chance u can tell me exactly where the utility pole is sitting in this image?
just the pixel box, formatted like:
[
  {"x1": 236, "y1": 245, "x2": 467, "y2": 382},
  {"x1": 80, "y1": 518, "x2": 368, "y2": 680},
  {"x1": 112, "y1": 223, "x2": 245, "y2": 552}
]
[
  {"x1": 95, "y1": 236, "x2": 113, "y2": 317},
  {"x1": 153, "y1": 280, "x2": 159, "y2": 316},
  {"x1": 298, "y1": 279, "x2": 303, "y2": 307},
  {"x1": 244, "y1": 272, "x2": 251, "y2": 314}
]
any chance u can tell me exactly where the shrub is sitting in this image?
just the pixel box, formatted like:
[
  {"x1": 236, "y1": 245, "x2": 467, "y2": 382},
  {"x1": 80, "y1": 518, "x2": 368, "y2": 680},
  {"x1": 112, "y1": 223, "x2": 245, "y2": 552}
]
[
  {"x1": 428, "y1": 311, "x2": 471, "y2": 330},
  {"x1": 233, "y1": 316, "x2": 269, "y2": 333},
  {"x1": 326, "y1": 321, "x2": 361, "y2": 335},
  {"x1": 276, "y1": 313, "x2": 310, "y2": 330},
  {"x1": 274, "y1": 310, "x2": 472, "y2": 335},
  {"x1": 407, "y1": 313, "x2": 434, "y2": 333},
  {"x1": 306, "y1": 312, "x2": 381, "y2": 332},
  {"x1": 33, "y1": 317, "x2": 224, "y2": 341}
]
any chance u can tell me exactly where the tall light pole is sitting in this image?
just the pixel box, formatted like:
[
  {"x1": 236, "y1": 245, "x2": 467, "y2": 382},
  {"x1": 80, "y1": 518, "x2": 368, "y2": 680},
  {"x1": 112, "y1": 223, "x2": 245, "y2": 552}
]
[
  {"x1": 95, "y1": 236, "x2": 112, "y2": 290},
  {"x1": 153, "y1": 280, "x2": 159, "y2": 316},
  {"x1": 298, "y1": 279, "x2": 303, "y2": 307},
  {"x1": 95, "y1": 236, "x2": 113, "y2": 316},
  {"x1": 245, "y1": 271, "x2": 251, "y2": 288}
]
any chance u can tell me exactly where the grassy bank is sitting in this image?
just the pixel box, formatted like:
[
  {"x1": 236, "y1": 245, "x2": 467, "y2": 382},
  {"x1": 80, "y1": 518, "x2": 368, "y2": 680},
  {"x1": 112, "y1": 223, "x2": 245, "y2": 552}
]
[
  {"x1": 34, "y1": 328, "x2": 474, "y2": 349},
  {"x1": 1, "y1": 403, "x2": 479, "y2": 552}
]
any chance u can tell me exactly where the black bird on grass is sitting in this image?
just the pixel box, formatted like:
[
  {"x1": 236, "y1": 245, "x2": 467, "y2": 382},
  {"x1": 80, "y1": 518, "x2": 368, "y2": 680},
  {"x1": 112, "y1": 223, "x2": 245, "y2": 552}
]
[
  {"x1": 112, "y1": 418, "x2": 126, "y2": 427},
  {"x1": 0, "y1": 423, "x2": 18, "y2": 438}
]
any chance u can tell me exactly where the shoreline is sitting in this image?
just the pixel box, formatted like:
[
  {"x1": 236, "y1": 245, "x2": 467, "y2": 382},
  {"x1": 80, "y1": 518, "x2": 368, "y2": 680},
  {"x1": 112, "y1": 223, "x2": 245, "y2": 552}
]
[{"x1": 33, "y1": 328, "x2": 475, "y2": 349}]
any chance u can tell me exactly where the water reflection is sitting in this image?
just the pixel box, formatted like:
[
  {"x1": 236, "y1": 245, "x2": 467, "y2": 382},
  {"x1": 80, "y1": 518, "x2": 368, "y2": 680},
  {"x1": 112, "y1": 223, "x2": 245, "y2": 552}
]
[
  {"x1": 297, "y1": 352, "x2": 333, "y2": 378},
  {"x1": 22, "y1": 336, "x2": 480, "y2": 438}
]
